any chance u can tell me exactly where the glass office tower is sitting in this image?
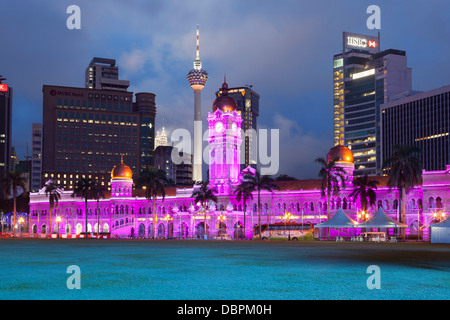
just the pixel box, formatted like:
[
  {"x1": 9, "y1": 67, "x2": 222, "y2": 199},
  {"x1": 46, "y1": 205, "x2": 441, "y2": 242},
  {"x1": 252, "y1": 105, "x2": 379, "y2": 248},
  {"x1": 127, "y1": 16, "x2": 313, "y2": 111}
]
[{"x1": 333, "y1": 32, "x2": 412, "y2": 176}]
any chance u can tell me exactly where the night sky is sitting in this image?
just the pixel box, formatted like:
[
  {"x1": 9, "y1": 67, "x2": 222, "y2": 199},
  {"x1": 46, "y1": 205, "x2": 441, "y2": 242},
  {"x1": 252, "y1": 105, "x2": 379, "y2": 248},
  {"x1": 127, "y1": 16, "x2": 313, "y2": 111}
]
[{"x1": 0, "y1": 0, "x2": 449, "y2": 179}]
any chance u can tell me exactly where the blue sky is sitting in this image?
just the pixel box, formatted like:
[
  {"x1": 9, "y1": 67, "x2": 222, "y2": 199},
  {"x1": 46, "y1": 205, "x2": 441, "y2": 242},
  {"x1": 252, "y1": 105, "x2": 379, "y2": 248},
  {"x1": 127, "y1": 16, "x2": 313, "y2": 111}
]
[{"x1": 0, "y1": 0, "x2": 449, "y2": 179}]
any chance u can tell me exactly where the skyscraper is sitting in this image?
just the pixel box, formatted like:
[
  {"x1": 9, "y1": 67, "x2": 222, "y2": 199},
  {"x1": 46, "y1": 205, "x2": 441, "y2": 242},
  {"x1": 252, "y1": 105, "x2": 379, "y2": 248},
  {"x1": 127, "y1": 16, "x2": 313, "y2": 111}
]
[
  {"x1": 381, "y1": 85, "x2": 450, "y2": 172},
  {"x1": 216, "y1": 85, "x2": 259, "y2": 170},
  {"x1": 31, "y1": 123, "x2": 42, "y2": 191},
  {"x1": 187, "y1": 25, "x2": 208, "y2": 182},
  {"x1": 154, "y1": 126, "x2": 169, "y2": 149},
  {"x1": 134, "y1": 92, "x2": 157, "y2": 171},
  {"x1": 0, "y1": 76, "x2": 12, "y2": 179},
  {"x1": 333, "y1": 32, "x2": 412, "y2": 176},
  {"x1": 42, "y1": 58, "x2": 156, "y2": 189}
]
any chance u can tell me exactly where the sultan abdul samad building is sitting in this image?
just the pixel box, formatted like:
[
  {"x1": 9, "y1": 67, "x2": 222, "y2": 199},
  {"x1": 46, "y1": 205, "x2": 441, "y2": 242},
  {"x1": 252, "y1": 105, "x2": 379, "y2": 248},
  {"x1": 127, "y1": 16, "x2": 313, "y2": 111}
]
[{"x1": 28, "y1": 81, "x2": 450, "y2": 240}]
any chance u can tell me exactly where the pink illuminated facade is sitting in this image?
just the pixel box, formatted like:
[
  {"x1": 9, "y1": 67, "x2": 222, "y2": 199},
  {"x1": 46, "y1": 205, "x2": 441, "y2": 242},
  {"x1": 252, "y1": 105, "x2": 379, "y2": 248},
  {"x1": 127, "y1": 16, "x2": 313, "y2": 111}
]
[{"x1": 28, "y1": 82, "x2": 450, "y2": 240}]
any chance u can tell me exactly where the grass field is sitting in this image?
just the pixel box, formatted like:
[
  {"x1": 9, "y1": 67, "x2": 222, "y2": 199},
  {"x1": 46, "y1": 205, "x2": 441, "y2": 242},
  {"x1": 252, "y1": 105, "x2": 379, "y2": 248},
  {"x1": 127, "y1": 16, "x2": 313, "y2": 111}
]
[{"x1": 0, "y1": 239, "x2": 448, "y2": 300}]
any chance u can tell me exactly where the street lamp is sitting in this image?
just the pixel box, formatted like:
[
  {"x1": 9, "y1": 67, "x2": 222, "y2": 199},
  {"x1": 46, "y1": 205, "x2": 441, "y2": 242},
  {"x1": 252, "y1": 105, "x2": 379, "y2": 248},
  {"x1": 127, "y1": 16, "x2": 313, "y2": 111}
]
[
  {"x1": 0, "y1": 211, "x2": 3, "y2": 237},
  {"x1": 283, "y1": 211, "x2": 292, "y2": 241},
  {"x1": 56, "y1": 216, "x2": 62, "y2": 238},
  {"x1": 217, "y1": 213, "x2": 226, "y2": 240},
  {"x1": 433, "y1": 210, "x2": 446, "y2": 223},
  {"x1": 18, "y1": 217, "x2": 24, "y2": 238},
  {"x1": 162, "y1": 214, "x2": 173, "y2": 239}
]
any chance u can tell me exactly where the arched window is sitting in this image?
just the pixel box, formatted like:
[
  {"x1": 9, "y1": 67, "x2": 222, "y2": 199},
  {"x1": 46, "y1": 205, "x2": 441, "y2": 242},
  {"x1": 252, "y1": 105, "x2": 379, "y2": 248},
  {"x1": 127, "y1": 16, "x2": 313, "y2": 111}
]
[
  {"x1": 393, "y1": 200, "x2": 398, "y2": 210},
  {"x1": 310, "y1": 202, "x2": 314, "y2": 211},
  {"x1": 436, "y1": 197, "x2": 443, "y2": 209},
  {"x1": 429, "y1": 197, "x2": 435, "y2": 209},
  {"x1": 343, "y1": 198, "x2": 348, "y2": 210},
  {"x1": 377, "y1": 200, "x2": 383, "y2": 209},
  {"x1": 418, "y1": 199, "x2": 423, "y2": 210}
]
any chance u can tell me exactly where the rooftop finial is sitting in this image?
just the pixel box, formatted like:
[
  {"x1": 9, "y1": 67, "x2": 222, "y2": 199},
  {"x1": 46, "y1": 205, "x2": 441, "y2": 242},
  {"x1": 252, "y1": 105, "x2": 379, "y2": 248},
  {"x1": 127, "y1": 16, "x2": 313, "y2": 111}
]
[{"x1": 120, "y1": 154, "x2": 123, "y2": 164}]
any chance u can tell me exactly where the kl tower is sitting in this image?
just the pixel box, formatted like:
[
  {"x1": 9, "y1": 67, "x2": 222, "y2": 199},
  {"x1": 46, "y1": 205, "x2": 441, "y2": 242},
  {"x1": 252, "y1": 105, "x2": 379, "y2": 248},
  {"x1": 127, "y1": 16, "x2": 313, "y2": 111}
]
[{"x1": 187, "y1": 25, "x2": 208, "y2": 182}]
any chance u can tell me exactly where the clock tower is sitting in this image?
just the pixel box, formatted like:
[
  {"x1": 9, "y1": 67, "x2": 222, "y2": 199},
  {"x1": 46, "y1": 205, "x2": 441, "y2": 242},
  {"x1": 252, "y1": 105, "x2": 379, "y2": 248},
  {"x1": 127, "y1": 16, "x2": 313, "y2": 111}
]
[{"x1": 207, "y1": 80, "x2": 243, "y2": 195}]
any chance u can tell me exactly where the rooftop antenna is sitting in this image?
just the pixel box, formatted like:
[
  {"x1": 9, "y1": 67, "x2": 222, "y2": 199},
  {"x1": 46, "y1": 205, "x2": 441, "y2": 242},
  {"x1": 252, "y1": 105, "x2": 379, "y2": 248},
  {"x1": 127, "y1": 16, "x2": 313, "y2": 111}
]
[
  {"x1": 196, "y1": 24, "x2": 200, "y2": 61},
  {"x1": 25, "y1": 142, "x2": 32, "y2": 161}
]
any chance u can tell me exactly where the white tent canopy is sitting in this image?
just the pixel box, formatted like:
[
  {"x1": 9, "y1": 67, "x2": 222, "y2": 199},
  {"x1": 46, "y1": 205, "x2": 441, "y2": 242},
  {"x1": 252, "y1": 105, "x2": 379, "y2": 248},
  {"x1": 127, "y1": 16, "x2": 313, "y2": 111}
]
[
  {"x1": 355, "y1": 207, "x2": 407, "y2": 228},
  {"x1": 315, "y1": 208, "x2": 357, "y2": 228},
  {"x1": 430, "y1": 217, "x2": 450, "y2": 243}
]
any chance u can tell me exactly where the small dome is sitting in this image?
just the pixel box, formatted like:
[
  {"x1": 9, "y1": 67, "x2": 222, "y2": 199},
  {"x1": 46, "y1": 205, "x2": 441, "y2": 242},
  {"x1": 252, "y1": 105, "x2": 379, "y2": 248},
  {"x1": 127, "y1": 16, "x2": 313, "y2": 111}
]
[
  {"x1": 213, "y1": 81, "x2": 237, "y2": 113},
  {"x1": 111, "y1": 157, "x2": 133, "y2": 180},
  {"x1": 326, "y1": 144, "x2": 354, "y2": 163}
]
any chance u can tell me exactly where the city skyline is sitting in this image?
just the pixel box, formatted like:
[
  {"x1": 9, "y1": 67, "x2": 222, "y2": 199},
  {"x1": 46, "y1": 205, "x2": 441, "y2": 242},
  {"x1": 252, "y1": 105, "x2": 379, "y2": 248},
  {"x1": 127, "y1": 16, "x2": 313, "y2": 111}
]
[{"x1": 1, "y1": 1, "x2": 449, "y2": 179}]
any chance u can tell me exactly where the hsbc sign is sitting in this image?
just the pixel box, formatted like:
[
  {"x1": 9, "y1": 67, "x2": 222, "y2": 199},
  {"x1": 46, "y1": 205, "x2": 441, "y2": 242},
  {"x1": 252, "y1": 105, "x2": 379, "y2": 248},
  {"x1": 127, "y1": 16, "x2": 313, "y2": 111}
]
[
  {"x1": 347, "y1": 36, "x2": 368, "y2": 48},
  {"x1": 347, "y1": 37, "x2": 377, "y2": 49},
  {"x1": 344, "y1": 32, "x2": 379, "y2": 53},
  {"x1": 0, "y1": 84, "x2": 8, "y2": 92}
]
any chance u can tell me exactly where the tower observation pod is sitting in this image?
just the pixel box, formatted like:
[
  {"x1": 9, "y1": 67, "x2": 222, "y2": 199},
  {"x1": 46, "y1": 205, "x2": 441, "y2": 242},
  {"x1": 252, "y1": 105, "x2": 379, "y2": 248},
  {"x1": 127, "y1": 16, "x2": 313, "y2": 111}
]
[{"x1": 187, "y1": 25, "x2": 208, "y2": 182}]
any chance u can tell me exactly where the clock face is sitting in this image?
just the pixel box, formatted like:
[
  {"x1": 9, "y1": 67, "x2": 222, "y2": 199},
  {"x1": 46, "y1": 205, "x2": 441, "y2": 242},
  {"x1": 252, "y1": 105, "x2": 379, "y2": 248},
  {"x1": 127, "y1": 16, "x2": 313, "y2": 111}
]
[
  {"x1": 231, "y1": 122, "x2": 237, "y2": 132},
  {"x1": 215, "y1": 121, "x2": 224, "y2": 132}
]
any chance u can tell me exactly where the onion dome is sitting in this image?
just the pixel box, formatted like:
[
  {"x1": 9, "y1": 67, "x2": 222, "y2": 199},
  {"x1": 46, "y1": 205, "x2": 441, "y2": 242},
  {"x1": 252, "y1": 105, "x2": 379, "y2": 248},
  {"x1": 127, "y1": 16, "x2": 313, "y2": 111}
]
[
  {"x1": 213, "y1": 80, "x2": 237, "y2": 113},
  {"x1": 111, "y1": 156, "x2": 133, "y2": 180},
  {"x1": 326, "y1": 144, "x2": 354, "y2": 163}
]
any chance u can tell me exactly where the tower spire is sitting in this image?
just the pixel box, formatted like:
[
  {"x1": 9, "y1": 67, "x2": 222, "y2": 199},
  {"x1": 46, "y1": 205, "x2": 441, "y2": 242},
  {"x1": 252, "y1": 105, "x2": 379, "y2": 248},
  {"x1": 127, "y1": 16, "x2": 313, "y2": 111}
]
[
  {"x1": 196, "y1": 24, "x2": 200, "y2": 61},
  {"x1": 193, "y1": 25, "x2": 202, "y2": 70}
]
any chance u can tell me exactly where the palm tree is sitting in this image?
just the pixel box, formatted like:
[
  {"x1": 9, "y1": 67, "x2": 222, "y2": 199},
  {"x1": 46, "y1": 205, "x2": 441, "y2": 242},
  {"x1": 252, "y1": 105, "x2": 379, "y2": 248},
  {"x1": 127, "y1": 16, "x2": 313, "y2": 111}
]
[
  {"x1": 191, "y1": 180, "x2": 218, "y2": 239},
  {"x1": 43, "y1": 180, "x2": 62, "y2": 235},
  {"x1": 234, "y1": 181, "x2": 254, "y2": 239},
  {"x1": 1, "y1": 171, "x2": 27, "y2": 236},
  {"x1": 349, "y1": 175, "x2": 379, "y2": 217},
  {"x1": 315, "y1": 157, "x2": 347, "y2": 221},
  {"x1": 241, "y1": 170, "x2": 279, "y2": 240},
  {"x1": 137, "y1": 167, "x2": 168, "y2": 239},
  {"x1": 91, "y1": 182, "x2": 107, "y2": 237},
  {"x1": 72, "y1": 178, "x2": 94, "y2": 236},
  {"x1": 383, "y1": 144, "x2": 422, "y2": 236}
]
